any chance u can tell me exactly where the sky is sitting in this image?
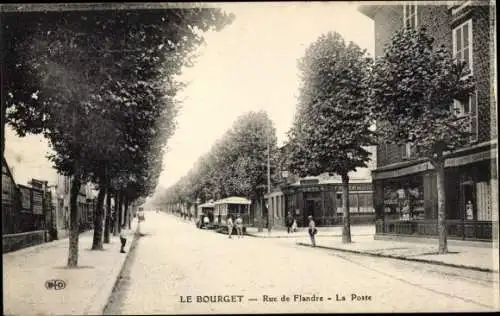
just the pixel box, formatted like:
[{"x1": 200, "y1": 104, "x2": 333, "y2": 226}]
[
  {"x1": 158, "y1": 2, "x2": 374, "y2": 190},
  {"x1": 4, "y1": 2, "x2": 374, "y2": 192}
]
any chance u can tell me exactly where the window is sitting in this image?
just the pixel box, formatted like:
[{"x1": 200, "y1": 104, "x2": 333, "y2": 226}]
[
  {"x1": 349, "y1": 194, "x2": 358, "y2": 213},
  {"x1": 453, "y1": 91, "x2": 478, "y2": 142},
  {"x1": 401, "y1": 143, "x2": 416, "y2": 159},
  {"x1": 453, "y1": 19, "x2": 473, "y2": 75},
  {"x1": 403, "y1": 3, "x2": 418, "y2": 29}
]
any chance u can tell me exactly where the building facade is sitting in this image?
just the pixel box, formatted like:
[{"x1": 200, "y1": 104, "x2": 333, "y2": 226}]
[
  {"x1": 258, "y1": 145, "x2": 377, "y2": 228},
  {"x1": 278, "y1": 176, "x2": 375, "y2": 228},
  {"x1": 359, "y1": 2, "x2": 497, "y2": 241},
  {"x1": 53, "y1": 174, "x2": 96, "y2": 239}
]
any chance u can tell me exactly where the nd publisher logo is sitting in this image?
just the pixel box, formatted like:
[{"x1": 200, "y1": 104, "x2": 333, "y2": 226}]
[{"x1": 45, "y1": 279, "x2": 66, "y2": 290}]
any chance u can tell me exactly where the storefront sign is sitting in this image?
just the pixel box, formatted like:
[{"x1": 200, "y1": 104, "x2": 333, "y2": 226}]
[
  {"x1": 373, "y1": 162, "x2": 431, "y2": 180},
  {"x1": 445, "y1": 149, "x2": 496, "y2": 168},
  {"x1": 302, "y1": 186, "x2": 321, "y2": 192}
]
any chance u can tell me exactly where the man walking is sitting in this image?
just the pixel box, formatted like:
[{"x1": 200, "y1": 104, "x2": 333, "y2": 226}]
[
  {"x1": 308, "y1": 215, "x2": 317, "y2": 247},
  {"x1": 286, "y1": 212, "x2": 294, "y2": 234},
  {"x1": 119, "y1": 226, "x2": 128, "y2": 253}
]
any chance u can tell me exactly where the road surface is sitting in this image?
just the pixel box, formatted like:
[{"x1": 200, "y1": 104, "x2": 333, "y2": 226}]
[{"x1": 104, "y1": 212, "x2": 499, "y2": 314}]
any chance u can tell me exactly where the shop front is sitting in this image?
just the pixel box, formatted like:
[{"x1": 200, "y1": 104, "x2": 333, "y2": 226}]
[
  {"x1": 282, "y1": 179, "x2": 375, "y2": 227},
  {"x1": 373, "y1": 149, "x2": 497, "y2": 241}
]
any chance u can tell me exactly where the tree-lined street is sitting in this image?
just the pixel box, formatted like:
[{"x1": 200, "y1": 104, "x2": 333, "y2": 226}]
[
  {"x1": 104, "y1": 212, "x2": 498, "y2": 314},
  {"x1": 2, "y1": 3, "x2": 497, "y2": 315}
]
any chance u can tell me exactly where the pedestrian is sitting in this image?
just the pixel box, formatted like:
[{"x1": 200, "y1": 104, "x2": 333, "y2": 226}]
[
  {"x1": 227, "y1": 215, "x2": 234, "y2": 239},
  {"x1": 119, "y1": 226, "x2": 128, "y2": 253},
  {"x1": 308, "y1": 215, "x2": 317, "y2": 247},
  {"x1": 235, "y1": 215, "x2": 243, "y2": 238},
  {"x1": 291, "y1": 218, "x2": 298, "y2": 233},
  {"x1": 286, "y1": 212, "x2": 294, "y2": 234}
]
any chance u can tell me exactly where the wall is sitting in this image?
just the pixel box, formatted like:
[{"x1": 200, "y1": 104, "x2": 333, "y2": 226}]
[{"x1": 2, "y1": 230, "x2": 47, "y2": 253}]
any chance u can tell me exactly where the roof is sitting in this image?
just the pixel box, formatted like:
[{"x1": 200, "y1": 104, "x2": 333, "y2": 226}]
[
  {"x1": 198, "y1": 202, "x2": 215, "y2": 208},
  {"x1": 357, "y1": 4, "x2": 382, "y2": 19},
  {"x1": 2, "y1": 157, "x2": 17, "y2": 187},
  {"x1": 214, "y1": 196, "x2": 251, "y2": 205}
]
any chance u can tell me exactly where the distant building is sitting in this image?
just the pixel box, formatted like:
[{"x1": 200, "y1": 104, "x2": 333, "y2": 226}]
[
  {"x1": 54, "y1": 175, "x2": 97, "y2": 238},
  {"x1": 359, "y1": 2, "x2": 497, "y2": 241},
  {"x1": 261, "y1": 146, "x2": 377, "y2": 228}
]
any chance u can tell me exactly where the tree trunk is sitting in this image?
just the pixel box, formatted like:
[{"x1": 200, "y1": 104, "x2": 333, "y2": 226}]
[
  {"x1": 91, "y1": 184, "x2": 106, "y2": 250},
  {"x1": 341, "y1": 173, "x2": 352, "y2": 244},
  {"x1": 113, "y1": 192, "x2": 119, "y2": 236},
  {"x1": 127, "y1": 200, "x2": 132, "y2": 229},
  {"x1": 435, "y1": 159, "x2": 448, "y2": 254},
  {"x1": 67, "y1": 174, "x2": 82, "y2": 267},
  {"x1": 258, "y1": 197, "x2": 264, "y2": 232},
  {"x1": 104, "y1": 190, "x2": 111, "y2": 243},
  {"x1": 118, "y1": 192, "x2": 123, "y2": 232},
  {"x1": 124, "y1": 195, "x2": 129, "y2": 229}
]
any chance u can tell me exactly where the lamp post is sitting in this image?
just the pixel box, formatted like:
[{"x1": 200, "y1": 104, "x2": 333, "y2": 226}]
[{"x1": 256, "y1": 184, "x2": 266, "y2": 232}]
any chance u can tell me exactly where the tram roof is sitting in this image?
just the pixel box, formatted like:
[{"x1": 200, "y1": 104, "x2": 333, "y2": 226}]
[
  {"x1": 198, "y1": 202, "x2": 215, "y2": 208},
  {"x1": 214, "y1": 196, "x2": 251, "y2": 205}
]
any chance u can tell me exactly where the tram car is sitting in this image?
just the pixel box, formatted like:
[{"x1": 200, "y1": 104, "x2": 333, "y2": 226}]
[
  {"x1": 213, "y1": 196, "x2": 251, "y2": 233},
  {"x1": 196, "y1": 201, "x2": 215, "y2": 229}
]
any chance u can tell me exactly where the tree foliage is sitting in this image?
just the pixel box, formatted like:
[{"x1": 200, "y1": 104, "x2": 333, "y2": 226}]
[
  {"x1": 287, "y1": 31, "x2": 375, "y2": 179},
  {"x1": 368, "y1": 27, "x2": 475, "y2": 159},
  {"x1": 157, "y1": 111, "x2": 279, "y2": 206},
  {"x1": 2, "y1": 8, "x2": 234, "y2": 263}
]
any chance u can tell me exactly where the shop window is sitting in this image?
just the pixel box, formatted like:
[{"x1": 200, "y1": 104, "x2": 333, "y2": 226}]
[
  {"x1": 349, "y1": 194, "x2": 359, "y2": 213},
  {"x1": 359, "y1": 193, "x2": 375, "y2": 213},
  {"x1": 403, "y1": 3, "x2": 418, "y2": 29}
]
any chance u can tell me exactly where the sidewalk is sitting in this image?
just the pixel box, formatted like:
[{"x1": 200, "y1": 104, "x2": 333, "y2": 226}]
[
  {"x1": 3, "y1": 220, "x2": 140, "y2": 316},
  {"x1": 245, "y1": 225, "x2": 375, "y2": 238},
  {"x1": 296, "y1": 235, "x2": 499, "y2": 273}
]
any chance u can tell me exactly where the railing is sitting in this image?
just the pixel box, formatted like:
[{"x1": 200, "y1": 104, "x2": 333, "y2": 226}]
[
  {"x1": 375, "y1": 219, "x2": 495, "y2": 241},
  {"x1": 315, "y1": 214, "x2": 376, "y2": 227}
]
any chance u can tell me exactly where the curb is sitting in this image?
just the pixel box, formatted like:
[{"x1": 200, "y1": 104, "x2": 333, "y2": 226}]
[
  {"x1": 86, "y1": 223, "x2": 141, "y2": 315},
  {"x1": 246, "y1": 233, "x2": 373, "y2": 239},
  {"x1": 296, "y1": 242, "x2": 497, "y2": 273}
]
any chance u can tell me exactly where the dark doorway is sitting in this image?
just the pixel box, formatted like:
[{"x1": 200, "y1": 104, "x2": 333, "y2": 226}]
[{"x1": 461, "y1": 182, "x2": 475, "y2": 220}]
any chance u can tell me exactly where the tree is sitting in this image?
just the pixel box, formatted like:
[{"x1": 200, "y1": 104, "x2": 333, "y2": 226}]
[
  {"x1": 287, "y1": 31, "x2": 374, "y2": 243},
  {"x1": 157, "y1": 111, "x2": 279, "y2": 223},
  {"x1": 368, "y1": 28, "x2": 475, "y2": 253},
  {"x1": 4, "y1": 8, "x2": 234, "y2": 266}
]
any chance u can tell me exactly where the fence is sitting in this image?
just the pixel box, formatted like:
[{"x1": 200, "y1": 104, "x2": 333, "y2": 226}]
[
  {"x1": 2, "y1": 205, "x2": 46, "y2": 235},
  {"x1": 375, "y1": 219, "x2": 495, "y2": 241}
]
